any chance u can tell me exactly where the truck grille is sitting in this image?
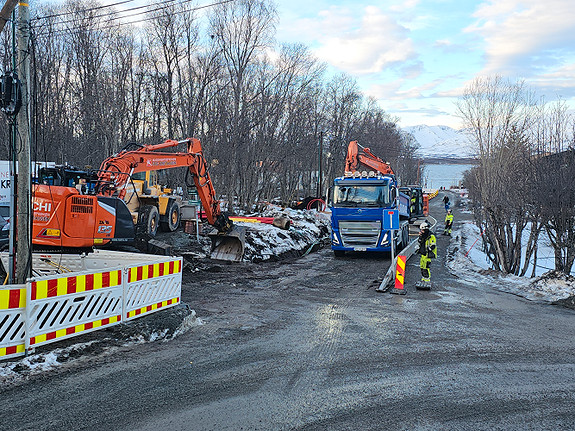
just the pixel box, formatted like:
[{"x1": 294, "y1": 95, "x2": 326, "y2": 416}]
[{"x1": 339, "y1": 220, "x2": 381, "y2": 247}]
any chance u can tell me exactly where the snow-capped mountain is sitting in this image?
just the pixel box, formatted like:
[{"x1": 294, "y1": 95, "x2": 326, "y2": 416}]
[{"x1": 403, "y1": 125, "x2": 476, "y2": 159}]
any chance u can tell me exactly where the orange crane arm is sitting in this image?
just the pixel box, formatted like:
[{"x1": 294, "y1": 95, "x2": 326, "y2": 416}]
[
  {"x1": 96, "y1": 138, "x2": 232, "y2": 232},
  {"x1": 344, "y1": 140, "x2": 395, "y2": 176}
]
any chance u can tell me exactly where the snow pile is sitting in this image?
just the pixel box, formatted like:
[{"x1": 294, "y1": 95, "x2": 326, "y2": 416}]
[
  {"x1": 447, "y1": 221, "x2": 575, "y2": 303},
  {"x1": 0, "y1": 304, "x2": 200, "y2": 387},
  {"x1": 236, "y1": 208, "x2": 331, "y2": 262},
  {"x1": 403, "y1": 125, "x2": 476, "y2": 159}
]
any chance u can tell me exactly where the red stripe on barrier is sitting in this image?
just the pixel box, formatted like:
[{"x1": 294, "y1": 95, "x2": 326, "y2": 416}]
[
  {"x1": 102, "y1": 271, "x2": 110, "y2": 288},
  {"x1": 67, "y1": 276, "x2": 77, "y2": 294},
  {"x1": 147, "y1": 265, "x2": 154, "y2": 279},
  {"x1": 169, "y1": 260, "x2": 175, "y2": 274},
  {"x1": 85, "y1": 322, "x2": 93, "y2": 330},
  {"x1": 102, "y1": 317, "x2": 110, "y2": 326},
  {"x1": 66, "y1": 327, "x2": 75, "y2": 335},
  {"x1": 8, "y1": 290, "x2": 20, "y2": 309},
  {"x1": 86, "y1": 273, "x2": 94, "y2": 291},
  {"x1": 159, "y1": 263, "x2": 164, "y2": 277},
  {"x1": 47, "y1": 279, "x2": 58, "y2": 297},
  {"x1": 137, "y1": 266, "x2": 143, "y2": 282},
  {"x1": 31, "y1": 282, "x2": 37, "y2": 301},
  {"x1": 46, "y1": 331, "x2": 56, "y2": 341},
  {"x1": 135, "y1": 309, "x2": 141, "y2": 316},
  {"x1": 6, "y1": 345, "x2": 17, "y2": 355}
]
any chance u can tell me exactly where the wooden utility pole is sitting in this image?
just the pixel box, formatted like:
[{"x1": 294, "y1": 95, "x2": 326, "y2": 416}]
[
  {"x1": 16, "y1": 0, "x2": 30, "y2": 283},
  {"x1": 0, "y1": 0, "x2": 18, "y2": 34}
]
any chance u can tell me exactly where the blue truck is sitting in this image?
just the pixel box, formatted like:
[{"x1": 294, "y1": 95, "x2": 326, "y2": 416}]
[
  {"x1": 328, "y1": 141, "x2": 421, "y2": 257},
  {"x1": 330, "y1": 172, "x2": 411, "y2": 257}
]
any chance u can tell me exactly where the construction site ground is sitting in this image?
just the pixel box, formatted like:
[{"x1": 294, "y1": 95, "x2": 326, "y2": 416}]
[{"x1": 2, "y1": 193, "x2": 575, "y2": 430}]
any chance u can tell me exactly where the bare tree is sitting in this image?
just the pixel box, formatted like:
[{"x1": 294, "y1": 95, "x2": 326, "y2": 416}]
[
  {"x1": 456, "y1": 76, "x2": 538, "y2": 274},
  {"x1": 532, "y1": 100, "x2": 575, "y2": 274}
]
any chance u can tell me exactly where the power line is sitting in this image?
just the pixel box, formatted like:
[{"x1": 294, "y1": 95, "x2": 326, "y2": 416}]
[
  {"x1": 33, "y1": 0, "x2": 235, "y2": 37},
  {"x1": 35, "y1": 0, "x2": 137, "y2": 21},
  {"x1": 34, "y1": 0, "x2": 178, "y2": 28}
]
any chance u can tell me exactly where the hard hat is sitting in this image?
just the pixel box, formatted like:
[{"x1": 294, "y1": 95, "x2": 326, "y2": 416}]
[{"x1": 420, "y1": 221, "x2": 430, "y2": 230}]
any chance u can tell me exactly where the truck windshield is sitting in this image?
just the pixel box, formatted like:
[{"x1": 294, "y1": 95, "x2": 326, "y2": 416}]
[{"x1": 333, "y1": 183, "x2": 391, "y2": 207}]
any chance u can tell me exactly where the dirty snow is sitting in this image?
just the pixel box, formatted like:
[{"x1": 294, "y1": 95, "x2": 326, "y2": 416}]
[
  {"x1": 447, "y1": 220, "x2": 575, "y2": 303},
  {"x1": 234, "y1": 208, "x2": 331, "y2": 262},
  {"x1": 0, "y1": 305, "x2": 202, "y2": 386}
]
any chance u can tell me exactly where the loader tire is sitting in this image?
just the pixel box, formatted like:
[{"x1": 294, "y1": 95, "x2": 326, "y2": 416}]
[
  {"x1": 161, "y1": 201, "x2": 181, "y2": 232},
  {"x1": 137, "y1": 205, "x2": 160, "y2": 237}
]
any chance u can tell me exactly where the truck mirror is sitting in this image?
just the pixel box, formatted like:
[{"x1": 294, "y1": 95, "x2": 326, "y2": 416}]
[{"x1": 327, "y1": 187, "x2": 333, "y2": 207}]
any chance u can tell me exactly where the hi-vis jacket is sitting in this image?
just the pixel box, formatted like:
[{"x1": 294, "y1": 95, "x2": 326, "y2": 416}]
[{"x1": 418, "y1": 231, "x2": 437, "y2": 259}]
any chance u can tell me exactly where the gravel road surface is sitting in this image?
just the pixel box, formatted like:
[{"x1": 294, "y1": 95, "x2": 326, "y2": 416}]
[{"x1": 2, "y1": 194, "x2": 575, "y2": 430}]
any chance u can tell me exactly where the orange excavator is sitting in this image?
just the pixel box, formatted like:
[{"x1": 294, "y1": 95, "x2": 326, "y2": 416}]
[
  {"x1": 345, "y1": 140, "x2": 395, "y2": 176},
  {"x1": 344, "y1": 140, "x2": 425, "y2": 217},
  {"x1": 32, "y1": 138, "x2": 244, "y2": 261}
]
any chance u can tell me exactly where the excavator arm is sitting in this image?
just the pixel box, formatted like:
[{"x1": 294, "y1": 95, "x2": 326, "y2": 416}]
[
  {"x1": 345, "y1": 140, "x2": 395, "y2": 176},
  {"x1": 96, "y1": 138, "x2": 232, "y2": 233}
]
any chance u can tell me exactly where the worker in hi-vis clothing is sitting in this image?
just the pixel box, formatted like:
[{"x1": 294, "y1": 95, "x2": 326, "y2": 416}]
[
  {"x1": 417, "y1": 221, "x2": 437, "y2": 289},
  {"x1": 444, "y1": 209, "x2": 453, "y2": 236}
]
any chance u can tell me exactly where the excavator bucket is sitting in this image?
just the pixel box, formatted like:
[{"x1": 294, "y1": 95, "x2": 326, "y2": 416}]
[{"x1": 208, "y1": 226, "x2": 246, "y2": 262}]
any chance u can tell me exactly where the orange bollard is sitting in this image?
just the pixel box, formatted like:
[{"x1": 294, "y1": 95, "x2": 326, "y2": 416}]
[
  {"x1": 390, "y1": 255, "x2": 407, "y2": 295},
  {"x1": 423, "y1": 194, "x2": 429, "y2": 216}
]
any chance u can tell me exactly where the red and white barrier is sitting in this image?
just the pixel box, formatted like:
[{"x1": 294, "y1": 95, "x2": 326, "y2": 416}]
[{"x1": 0, "y1": 251, "x2": 182, "y2": 360}]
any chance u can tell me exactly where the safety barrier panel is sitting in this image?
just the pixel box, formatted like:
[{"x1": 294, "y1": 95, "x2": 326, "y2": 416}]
[
  {"x1": 124, "y1": 260, "x2": 182, "y2": 320},
  {"x1": 0, "y1": 252, "x2": 182, "y2": 360},
  {"x1": 27, "y1": 269, "x2": 124, "y2": 349},
  {"x1": 0, "y1": 285, "x2": 27, "y2": 360}
]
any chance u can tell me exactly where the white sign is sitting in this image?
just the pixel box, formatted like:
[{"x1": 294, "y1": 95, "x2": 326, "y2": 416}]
[{"x1": 0, "y1": 161, "x2": 55, "y2": 205}]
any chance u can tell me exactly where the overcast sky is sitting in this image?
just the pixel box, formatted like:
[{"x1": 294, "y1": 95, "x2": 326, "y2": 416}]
[
  {"x1": 88, "y1": 0, "x2": 575, "y2": 129},
  {"x1": 274, "y1": 0, "x2": 575, "y2": 129}
]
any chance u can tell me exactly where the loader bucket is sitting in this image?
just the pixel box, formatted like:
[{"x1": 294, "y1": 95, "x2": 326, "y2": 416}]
[{"x1": 208, "y1": 226, "x2": 246, "y2": 262}]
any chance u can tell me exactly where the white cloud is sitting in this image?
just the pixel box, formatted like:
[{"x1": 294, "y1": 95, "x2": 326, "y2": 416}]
[
  {"x1": 466, "y1": 0, "x2": 575, "y2": 75},
  {"x1": 310, "y1": 6, "x2": 416, "y2": 75}
]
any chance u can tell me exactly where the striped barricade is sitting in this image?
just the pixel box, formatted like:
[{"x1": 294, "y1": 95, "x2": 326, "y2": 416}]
[
  {"x1": 26, "y1": 269, "x2": 124, "y2": 350},
  {"x1": 0, "y1": 285, "x2": 27, "y2": 359},
  {"x1": 124, "y1": 258, "x2": 182, "y2": 321}
]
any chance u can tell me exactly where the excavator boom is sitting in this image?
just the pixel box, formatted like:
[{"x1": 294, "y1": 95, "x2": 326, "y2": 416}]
[
  {"x1": 345, "y1": 140, "x2": 395, "y2": 176},
  {"x1": 96, "y1": 138, "x2": 243, "y2": 261}
]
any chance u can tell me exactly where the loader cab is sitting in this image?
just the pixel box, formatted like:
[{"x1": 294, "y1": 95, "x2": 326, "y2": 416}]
[{"x1": 131, "y1": 170, "x2": 171, "y2": 196}]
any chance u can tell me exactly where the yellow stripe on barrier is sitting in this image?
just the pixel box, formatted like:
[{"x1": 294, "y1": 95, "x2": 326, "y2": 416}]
[
  {"x1": 35, "y1": 280, "x2": 48, "y2": 300},
  {"x1": 76, "y1": 274, "x2": 86, "y2": 293},
  {"x1": 57, "y1": 277, "x2": 68, "y2": 297},
  {"x1": 0, "y1": 288, "x2": 26, "y2": 309},
  {"x1": 0, "y1": 344, "x2": 25, "y2": 357},
  {"x1": 93, "y1": 272, "x2": 102, "y2": 290},
  {"x1": 127, "y1": 297, "x2": 179, "y2": 318}
]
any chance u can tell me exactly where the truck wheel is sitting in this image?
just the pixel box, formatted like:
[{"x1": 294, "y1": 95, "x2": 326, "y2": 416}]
[
  {"x1": 138, "y1": 205, "x2": 160, "y2": 237},
  {"x1": 161, "y1": 201, "x2": 181, "y2": 232}
]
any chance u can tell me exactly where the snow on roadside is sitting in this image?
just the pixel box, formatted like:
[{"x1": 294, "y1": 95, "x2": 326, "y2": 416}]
[
  {"x1": 0, "y1": 305, "x2": 202, "y2": 387},
  {"x1": 238, "y1": 208, "x2": 331, "y2": 262},
  {"x1": 447, "y1": 221, "x2": 575, "y2": 303}
]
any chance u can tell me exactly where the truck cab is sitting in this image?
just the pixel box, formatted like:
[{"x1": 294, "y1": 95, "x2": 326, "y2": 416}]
[{"x1": 330, "y1": 172, "x2": 410, "y2": 257}]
